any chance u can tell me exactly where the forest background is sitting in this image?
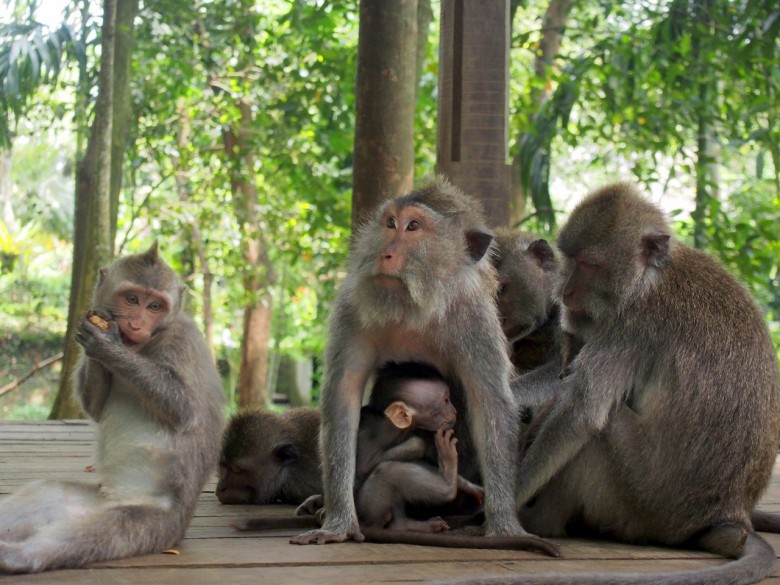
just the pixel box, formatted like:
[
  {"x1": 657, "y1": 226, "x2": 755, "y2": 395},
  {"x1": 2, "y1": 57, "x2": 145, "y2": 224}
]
[{"x1": 0, "y1": 0, "x2": 778, "y2": 419}]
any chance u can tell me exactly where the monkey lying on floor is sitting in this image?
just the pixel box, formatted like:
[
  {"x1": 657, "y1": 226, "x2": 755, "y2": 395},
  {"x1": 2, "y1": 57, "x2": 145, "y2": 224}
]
[
  {"x1": 0, "y1": 242, "x2": 225, "y2": 574},
  {"x1": 216, "y1": 407, "x2": 321, "y2": 506}
]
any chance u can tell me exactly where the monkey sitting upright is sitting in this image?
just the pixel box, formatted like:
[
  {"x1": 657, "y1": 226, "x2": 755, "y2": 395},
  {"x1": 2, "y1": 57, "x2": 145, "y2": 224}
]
[
  {"x1": 448, "y1": 183, "x2": 780, "y2": 585},
  {"x1": 0, "y1": 242, "x2": 225, "y2": 574}
]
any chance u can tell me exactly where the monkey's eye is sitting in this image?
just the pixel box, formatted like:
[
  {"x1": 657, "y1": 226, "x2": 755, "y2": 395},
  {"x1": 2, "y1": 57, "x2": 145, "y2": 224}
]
[
  {"x1": 406, "y1": 219, "x2": 421, "y2": 231},
  {"x1": 386, "y1": 216, "x2": 397, "y2": 229},
  {"x1": 125, "y1": 293, "x2": 139, "y2": 305},
  {"x1": 148, "y1": 300, "x2": 164, "y2": 312},
  {"x1": 497, "y1": 283, "x2": 507, "y2": 296}
]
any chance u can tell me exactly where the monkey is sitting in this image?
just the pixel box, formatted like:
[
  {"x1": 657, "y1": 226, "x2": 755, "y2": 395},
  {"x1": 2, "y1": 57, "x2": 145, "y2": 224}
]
[
  {"x1": 441, "y1": 183, "x2": 780, "y2": 584},
  {"x1": 289, "y1": 176, "x2": 542, "y2": 549},
  {"x1": 237, "y1": 360, "x2": 559, "y2": 556},
  {"x1": 216, "y1": 407, "x2": 321, "y2": 506},
  {"x1": 0, "y1": 241, "x2": 225, "y2": 574},
  {"x1": 352, "y1": 361, "x2": 483, "y2": 532},
  {"x1": 491, "y1": 229, "x2": 571, "y2": 424},
  {"x1": 492, "y1": 228, "x2": 560, "y2": 376}
]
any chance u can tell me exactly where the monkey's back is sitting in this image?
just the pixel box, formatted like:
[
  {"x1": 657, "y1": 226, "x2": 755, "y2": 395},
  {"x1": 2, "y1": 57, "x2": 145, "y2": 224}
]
[{"x1": 614, "y1": 243, "x2": 780, "y2": 538}]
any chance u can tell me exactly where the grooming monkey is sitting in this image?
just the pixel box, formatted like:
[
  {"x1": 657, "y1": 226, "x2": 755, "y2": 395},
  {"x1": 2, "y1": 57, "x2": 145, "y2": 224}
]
[
  {"x1": 290, "y1": 176, "x2": 535, "y2": 547},
  {"x1": 216, "y1": 407, "x2": 321, "y2": 505},
  {"x1": 0, "y1": 242, "x2": 225, "y2": 573},
  {"x1": 445, "y1": 183, "x2": 780, "y2": 585}
]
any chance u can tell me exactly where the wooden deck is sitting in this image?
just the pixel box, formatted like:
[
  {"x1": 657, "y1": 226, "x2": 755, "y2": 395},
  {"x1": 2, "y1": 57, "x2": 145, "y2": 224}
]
[{"x1": 1, "y1": 420, "x2": 779, "y2": 584}]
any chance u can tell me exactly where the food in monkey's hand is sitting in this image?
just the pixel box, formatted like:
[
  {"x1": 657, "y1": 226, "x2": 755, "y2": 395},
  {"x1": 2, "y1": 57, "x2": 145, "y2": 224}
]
[{"x1": 86, "y1": 311, "x2": 111, "y2": 330}]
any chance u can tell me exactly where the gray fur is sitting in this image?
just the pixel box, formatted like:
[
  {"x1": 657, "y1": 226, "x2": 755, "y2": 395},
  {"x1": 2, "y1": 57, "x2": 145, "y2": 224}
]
[{"x1": 0, "y1": 243, "x2": 225, "y2": 573}]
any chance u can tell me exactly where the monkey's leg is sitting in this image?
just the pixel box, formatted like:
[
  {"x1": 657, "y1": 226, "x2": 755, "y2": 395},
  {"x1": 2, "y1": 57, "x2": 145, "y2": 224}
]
[
  {"x1": 0, "y1": 480, "x2": 99, "y2": 543},
  {"x1": 357, "y1": 461, "x2": 458, "y2": 532},
  {"x1": 0, "y1": 504, "x2": 177, "y2": 574}
]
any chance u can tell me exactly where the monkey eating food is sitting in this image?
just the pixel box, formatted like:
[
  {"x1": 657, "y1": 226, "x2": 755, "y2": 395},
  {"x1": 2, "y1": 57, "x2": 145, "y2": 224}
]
[{"x1": 0, "y1": 242, "x2": 225, "y2": 573}]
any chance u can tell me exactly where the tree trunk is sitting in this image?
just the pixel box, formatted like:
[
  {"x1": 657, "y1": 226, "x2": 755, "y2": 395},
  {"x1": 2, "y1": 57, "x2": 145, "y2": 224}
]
[
  {"x1": 50, "y1": 0, "x2": 118, "y2": 419},
  {"x1": 351, "y1": 0, "x2": 418, "y2": 227},
  {"x1": 109, "y1": 0, "x2": 139, "y2": 246},
  {"x1": 509, "y1": 0, "x2": 572, "y2": 226},
  {"x1": 223, "y1": 100, "x2": 273, "y2": 408},
  {"x1": 174, "y1": 99, "x2": 214, "y2": 352},
  {"x1": 691, "y1": 0, "x2": 716, "y2": 249}
]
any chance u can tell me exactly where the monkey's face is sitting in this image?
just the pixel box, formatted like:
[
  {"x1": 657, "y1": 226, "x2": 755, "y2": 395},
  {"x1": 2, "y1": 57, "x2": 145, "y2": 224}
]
[
  {"x1": 405, "y1": 379, "x2": 457, "y2": 431},
  {"x1": 109, "y1": 286, "x2": 173, "y2": 350}
]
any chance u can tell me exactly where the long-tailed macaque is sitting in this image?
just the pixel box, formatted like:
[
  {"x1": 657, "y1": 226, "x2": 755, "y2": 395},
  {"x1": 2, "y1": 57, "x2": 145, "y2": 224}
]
[
  {"x1": 492, "y1": 229, "x2": 572, "y2": 418},
  {"x1": 290, "y1": 176, "x2": 531, "y2": 546},
  {"x1": 447, "y1": 183, "x2": 780, "y2": 585},
  {"x1": 238, "y1": 362, "x2": 557, "y2": 556},
  {"x1": 0, "y1": 242, "x2": 225, "y2": 574},
  {"x1": 216, "y1": 407, "x2": 321, "y2": 505}
]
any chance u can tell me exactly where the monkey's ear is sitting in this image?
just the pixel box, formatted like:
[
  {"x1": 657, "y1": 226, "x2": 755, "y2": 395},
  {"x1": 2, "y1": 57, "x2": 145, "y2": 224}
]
[
  {"x1": 97, "y1": 267, "x2": 109, "y2": 286},
  {"x1": 384, "y1": 401, "x2": 416, "y2": 429},
  {"x1": 641, "y1": 232, "x2": 671, "y2": 269},
  {"x1": 527, "y1": 239, "x2": 556, "y2": 271},
  {"x1": 465, "y1": 231, "x2": 493, "y2": 262},
  {"x1": 143, "y1": 240, "x2": 160, "y2": 264},
  {"x1": 273, "y1": 442, "x2": 299, "y2": 467}
]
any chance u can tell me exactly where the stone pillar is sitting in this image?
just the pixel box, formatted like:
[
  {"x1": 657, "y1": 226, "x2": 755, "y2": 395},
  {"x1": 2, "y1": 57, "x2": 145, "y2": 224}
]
[{"x1": 436, "y1": 0, "x2": 511, "y2": 228}]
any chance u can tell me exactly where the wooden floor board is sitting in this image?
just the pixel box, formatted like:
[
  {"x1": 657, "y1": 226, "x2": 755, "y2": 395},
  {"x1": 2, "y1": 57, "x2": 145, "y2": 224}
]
[{"x1": 0, "y1": 420, "x2": 778, "y2": 584}]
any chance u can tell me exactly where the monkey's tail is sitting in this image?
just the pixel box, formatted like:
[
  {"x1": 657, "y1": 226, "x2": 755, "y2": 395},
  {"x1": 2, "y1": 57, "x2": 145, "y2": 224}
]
[
  {"x1": 751, "y1": 510, "x2": 780, "y2": 533},
  {"x1": 361, "y1": 527, "x2": 561, "y2": 558},
  {"x1": 425, "y1": 531, "x2": 776, "y2": 585}
]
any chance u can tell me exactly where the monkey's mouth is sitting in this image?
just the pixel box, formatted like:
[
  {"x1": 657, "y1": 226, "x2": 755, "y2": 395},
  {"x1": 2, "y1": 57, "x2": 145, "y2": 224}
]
[
  {"x1": 119, "y1": 330, "x2": 144, "y2": 348},
  {"x1": 374, "y1": 273, "x2": 405, "y2": 288},
  {"x1": 504, "y1": 321, "x2": 534, "y2": 343}
]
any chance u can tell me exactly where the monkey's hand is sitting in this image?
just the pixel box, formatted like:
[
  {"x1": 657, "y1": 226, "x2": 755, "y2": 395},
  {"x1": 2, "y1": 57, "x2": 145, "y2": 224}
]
[
  {"x1": 295, "y1": 494, "x2": 324, "y2": 517},
  {"x1": 435, "y1": 427, "x2": 459, "y2": 490},
  {"x1": 289, "y1": 515, "x2": 363, "y2": 545},
  {"x1": 75, "y1": 309, "x2": 121, "y2": 360}
]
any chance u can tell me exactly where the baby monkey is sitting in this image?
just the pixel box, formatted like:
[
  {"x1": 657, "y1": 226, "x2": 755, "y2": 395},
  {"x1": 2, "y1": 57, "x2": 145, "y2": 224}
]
[
  {"x1": 353, "y1": 361, "x2": 483, "y2": 532},
  {"x1": 293, "y1": 362, "x2": 483, "y2": 532}
]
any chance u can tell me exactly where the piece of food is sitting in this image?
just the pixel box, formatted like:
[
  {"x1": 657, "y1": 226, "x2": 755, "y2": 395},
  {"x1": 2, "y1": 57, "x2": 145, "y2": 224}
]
[{"x1": 87, "y1": 311, "x2": 111, "y2": 330}]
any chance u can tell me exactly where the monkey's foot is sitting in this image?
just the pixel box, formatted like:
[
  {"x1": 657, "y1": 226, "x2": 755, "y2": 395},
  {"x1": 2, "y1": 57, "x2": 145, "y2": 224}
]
[{"x1": 290, "y1": 527, "x2": 363, "y2": 545}]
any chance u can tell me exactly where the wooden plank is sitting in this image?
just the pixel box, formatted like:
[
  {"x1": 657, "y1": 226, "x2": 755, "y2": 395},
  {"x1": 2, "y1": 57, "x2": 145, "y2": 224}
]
[{"x1": 0, "y1": 420, "x2": 779, "y2": 585}]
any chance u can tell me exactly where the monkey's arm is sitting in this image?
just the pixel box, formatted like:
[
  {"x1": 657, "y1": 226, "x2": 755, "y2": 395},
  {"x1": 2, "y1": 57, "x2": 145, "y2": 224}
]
[
  {"x1": 291, "y1": 316, "x2": 374, "y2": 545},
  {"x1": 452, "y1": 302, "x2": 524, "y2": 537},
  {"x1": 511, "y1": 360, "x2": 565, "y2": 407},
  {"x1": 73, "y1": 357, "x2": 112, "y2": 421},
  {"x1": 379, "y1": 436, "x2": 427, "y2": 462},
  {"x1": 75, "y1": 318, "x2": 196, "y2": 429},
  {"x1": 515, "y1": 347, "x2": 631, "y2": 507}
]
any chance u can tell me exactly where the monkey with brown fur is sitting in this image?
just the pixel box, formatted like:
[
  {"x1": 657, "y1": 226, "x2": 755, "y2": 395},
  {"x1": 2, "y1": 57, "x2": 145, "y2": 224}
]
[
  {"x1": 0, "y1": 242, "x2": 225, "y2": 574},
  {"x1": 216, "y1": 407, "x2": 321, "y2": 506},
  {"x1": 290, "y1": 176, "x2": 544, "y2": 549},
  {"x1": 440, "y1": 183, "x2": 780, "y2": 585}
]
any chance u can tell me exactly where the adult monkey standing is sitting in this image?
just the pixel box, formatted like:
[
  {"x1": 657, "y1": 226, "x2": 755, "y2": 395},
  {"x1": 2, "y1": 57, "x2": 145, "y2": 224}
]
[
  {"x1": 292, "y1": 176, "x2": 536, "y2": 546},
  {"x1": 445, "y1": 183, "x2": 780, "y2": 585},
  {"x1": 0, "y1": 242, "x2": 225, "y2": 573}
]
